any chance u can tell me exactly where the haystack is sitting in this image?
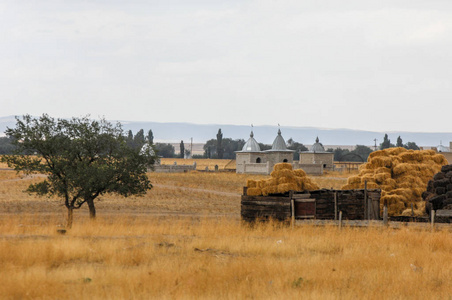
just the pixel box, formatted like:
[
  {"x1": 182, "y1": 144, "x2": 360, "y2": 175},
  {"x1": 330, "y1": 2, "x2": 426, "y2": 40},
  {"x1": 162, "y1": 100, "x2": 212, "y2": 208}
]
[
  {"x1": 342, "y1": 147, "x2": 448, "y2": 216},
  {"x1": 246, "y1": 163, "x2": 319, "y2": 196}
]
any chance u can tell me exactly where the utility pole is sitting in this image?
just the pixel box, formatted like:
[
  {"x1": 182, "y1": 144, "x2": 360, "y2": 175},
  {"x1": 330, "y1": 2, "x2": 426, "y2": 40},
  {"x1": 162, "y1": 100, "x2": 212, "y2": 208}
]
[
  {"x1": 190, "y1": 137, "x2": 193, "y2": 159},
  {"x1": 374, "y1": 138, "x2": 378, "y2": 151}
]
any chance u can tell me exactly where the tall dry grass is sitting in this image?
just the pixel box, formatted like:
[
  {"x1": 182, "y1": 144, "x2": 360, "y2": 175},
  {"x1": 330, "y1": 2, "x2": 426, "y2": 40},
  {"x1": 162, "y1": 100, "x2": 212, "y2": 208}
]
[
  {"x1": 1, "y1": 215, "x2": 452, "y2": 299},
  {"x1": 1, "y1": 164, "x2": 452, "y2": 298}
]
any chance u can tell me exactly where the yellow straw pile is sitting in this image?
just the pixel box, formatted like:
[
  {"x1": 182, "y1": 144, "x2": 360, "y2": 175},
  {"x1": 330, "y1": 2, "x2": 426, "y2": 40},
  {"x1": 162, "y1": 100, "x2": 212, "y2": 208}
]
[
  {"x1": 342, "y1": 147, "x2": 448, "y2": 215},
  {"x1": 246, "y1": 163, "x2": 319, "y2": 196}
]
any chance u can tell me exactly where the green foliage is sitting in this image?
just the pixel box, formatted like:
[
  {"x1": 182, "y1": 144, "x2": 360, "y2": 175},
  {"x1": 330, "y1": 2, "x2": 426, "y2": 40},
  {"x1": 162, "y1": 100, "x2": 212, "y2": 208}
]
[
  {"x1": 381, "y1": 134, "x2": 420, "y2": 151},
  {"x1": 353, "y1": 145, "x2": 373, "y2": 161},
  {"x1": 330, "y1": 145, "x2": 372, "y2": 162},
  {"x1": 217, "y1": 129, "x2": 223, "y2": 159},
  {"x1": 405, "y1": 141, "x2": 420, "y2": 150},
  {"x1": 287, "y1": 138, "x2": 308, "y2": 160},
  {"x1": 1, "y1": 114, "x2": 157, "y2": 226},
  {"x1": 147, "y1": 129, "x2": 154, "y2": 145},
  {"x1": 396, "y1": 136, "x2": 403, "y2": 147},
  {"x1": 0, "y1": 136, "x2": 16, "y2": 154},
  {"x1": 134, "y1": 129, "x2": 145, "y2": 149},
  {"x1": 154, "y1": 143, "x2": 175, "y2": 158},
  {"x1": 204, "y1": 138, "x2": 245, "y2": 159},
  {"x1": 180, "y1": 140, "x2": 185, "y2": 158},
  {"x1": 258, "y1": 143, "x2": 272, "y2": 151},
  {"x1": 380, "y1": 134, "x2": 394, "y2": 150}
]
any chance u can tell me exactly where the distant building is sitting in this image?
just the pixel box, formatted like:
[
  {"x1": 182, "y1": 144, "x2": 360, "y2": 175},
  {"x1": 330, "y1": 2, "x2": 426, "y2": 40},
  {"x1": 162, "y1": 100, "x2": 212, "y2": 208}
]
[
  {"x1": 236, "y1": 130, "x2": 333, "y2": 175},
  {"x1": 437, "y1": 142, "x2": 452, "y2": 164},
  {"x1": 437, "y1": 142, "x2": 450, "y2": 153},
  {"x1": 299, "y1": 137, "x2": 334, "y2": 170},
  {"x1": 236, "y1": 129, "x2": 293, "y2": 174}
]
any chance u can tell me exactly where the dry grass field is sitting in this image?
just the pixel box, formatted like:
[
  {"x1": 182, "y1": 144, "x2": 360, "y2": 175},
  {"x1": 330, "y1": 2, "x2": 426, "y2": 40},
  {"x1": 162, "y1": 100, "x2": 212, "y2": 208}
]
[{"x1": 1, "y1": 164, "x2": 451, "y2": 299}]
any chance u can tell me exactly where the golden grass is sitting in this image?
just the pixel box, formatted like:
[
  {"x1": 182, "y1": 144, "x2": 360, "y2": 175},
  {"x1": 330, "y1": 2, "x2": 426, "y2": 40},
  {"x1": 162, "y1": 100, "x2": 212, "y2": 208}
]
[
  {"x1": 1, "y1": 167, "x2": 452, "y2": 298},
  {"x1": 1, "y1": 215, "x2": 452, "y2": 299}
]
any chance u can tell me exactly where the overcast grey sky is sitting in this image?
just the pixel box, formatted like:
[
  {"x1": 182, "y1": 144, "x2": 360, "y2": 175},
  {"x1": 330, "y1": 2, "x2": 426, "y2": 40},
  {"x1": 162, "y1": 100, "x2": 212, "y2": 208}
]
[{"x1": 1, "y1": 0, "x2": 451, "y2": 132}]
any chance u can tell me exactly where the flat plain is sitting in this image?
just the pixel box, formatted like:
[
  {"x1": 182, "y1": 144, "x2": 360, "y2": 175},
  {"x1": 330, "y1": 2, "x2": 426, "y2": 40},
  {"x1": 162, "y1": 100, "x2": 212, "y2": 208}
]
[{"x1": 1, "y1": 160, "x2": 451, "y2": 299}]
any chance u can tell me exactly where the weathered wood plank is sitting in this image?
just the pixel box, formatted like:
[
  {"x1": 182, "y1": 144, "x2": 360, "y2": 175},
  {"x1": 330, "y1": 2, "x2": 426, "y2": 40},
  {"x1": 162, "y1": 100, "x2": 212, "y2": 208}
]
[
  {"x1": 436, "y1": 210, "x2": 452, "y2": 217},
  {"x1": 294, "y1": 199, "x2": 315, "y2": 203},
  {"x1": 241, "y1": 201, "x2": 290, "y2": 207},
  {"x1": 292, "y1": 194, "x2": 312, "y2": 199}
]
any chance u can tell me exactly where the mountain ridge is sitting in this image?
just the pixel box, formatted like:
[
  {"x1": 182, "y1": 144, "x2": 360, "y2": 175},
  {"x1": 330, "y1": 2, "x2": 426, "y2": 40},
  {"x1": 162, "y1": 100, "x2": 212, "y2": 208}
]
[{"x1": 1, "y1": 116, "x2": 451, "y2": 147}]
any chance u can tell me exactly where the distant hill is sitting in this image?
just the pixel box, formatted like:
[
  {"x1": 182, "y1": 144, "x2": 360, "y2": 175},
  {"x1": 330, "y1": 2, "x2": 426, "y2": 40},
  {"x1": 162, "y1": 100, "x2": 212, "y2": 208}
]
[{"x1": 1, "y1": 116, "x2": 451, "y2": 147}]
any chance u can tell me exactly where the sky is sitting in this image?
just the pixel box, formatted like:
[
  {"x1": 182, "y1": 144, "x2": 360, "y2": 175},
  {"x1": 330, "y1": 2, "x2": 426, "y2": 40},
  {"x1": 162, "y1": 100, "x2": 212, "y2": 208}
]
[{"x1": 1, "y1": 0, "x2": 452, "y2": 133}]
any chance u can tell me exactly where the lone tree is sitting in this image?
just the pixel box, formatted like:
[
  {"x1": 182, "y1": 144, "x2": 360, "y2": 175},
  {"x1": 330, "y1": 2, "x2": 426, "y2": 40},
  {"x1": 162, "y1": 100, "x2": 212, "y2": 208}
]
[
  {"x1": 396, "y1": 136, "x2": 403, "y2": 148},
  {"x1": 147, "y1": 129, "x2": 154, "y2": 145},
  {"x1": 133, "y1": 129, "x2": 145, "y2": 149},
  {"x1": 1, "y1": 114, "x2": 157, "y2": 228},
  {"x1": 380, "y1": 134, "x2": 394, "y2": 150},
  {"x1": 217, "y1": 129, "x2": 223, "y2": 159},
  {"x1": 180, "y1": 140, "x2": 185, "y2": 158}
]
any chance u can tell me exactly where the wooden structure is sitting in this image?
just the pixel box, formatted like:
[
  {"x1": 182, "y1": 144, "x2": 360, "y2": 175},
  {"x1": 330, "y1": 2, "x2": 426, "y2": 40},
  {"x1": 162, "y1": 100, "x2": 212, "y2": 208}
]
[{"x1": 241, "y1": 188, "x2": 381, "y2": 222}]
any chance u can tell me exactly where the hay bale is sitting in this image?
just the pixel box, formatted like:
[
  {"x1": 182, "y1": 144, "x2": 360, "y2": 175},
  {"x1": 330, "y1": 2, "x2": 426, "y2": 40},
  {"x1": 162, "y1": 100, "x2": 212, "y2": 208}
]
[
  {"x1": 360, "y1": 169, "x2": 375, "y2": 175},
  {"x1": 343, "y1": 148, "x2": 448, "y2": 215},
  {"x1": 246, "y1": 180, "x2": 257, "y2": 188},
  {"x1": 375, "y1": 172, "x2": 391, "y2": 183},
  {"x1": 385, "y1": 147, "x2": 407, "y2": 156},
  {"x1": 262, "y1": 185, "x2": 279, "y2": 196},
  {"x1": 271, "y1": 169, "x2": 295, "y2": 179},
  {"x1": 392, "y1": 163, "x2": 414, "y2": 176},
  {"x1": 265, "y1": 178, "x2": 278, "y2": 186},
  {"x1": 369, "y1": 156, "x2": 394, "y2": 169},
  {"x1": 366, "y1": 182, "x2": 379, "y2": 189},
  {"x1": 382, "y1": 194, "x2": 405, "y2": 205},
  {"x1": 304, "y1": 181, "x2": 320, "y2": 191},
  {"x1": 432, "y1": 154, "x2": 448, "y2": 165},
  {"x1": 342, "y1": 184, "x2": 356, "y2": 190},
  {"x1": 246, "y1": 163, "x2": 319, "y2": 196},
  {"x1": 277, "y1": 183, "x2": 298, "y2": 194},
  {"x1": 277, "y1": 176, "x2": 296, "y2": 185},
  {"x1": 347, "y1": 175, "x2": 361, "y2": 185},
  {"x1": 293, "y1": 169, "x2": 307, "y2": 177},
  {"x1": 375, "y1": 167, "x2": 391, "y2": 174},
  {"x1": 368, "y1": 150, "x2": 388, "y2": 159},
  {"x1": 273, "y1": 163, "x2": 293, "y2": 171},
  {"x1": 247, "y1": 187, "x2": 262, "y2": 196}
]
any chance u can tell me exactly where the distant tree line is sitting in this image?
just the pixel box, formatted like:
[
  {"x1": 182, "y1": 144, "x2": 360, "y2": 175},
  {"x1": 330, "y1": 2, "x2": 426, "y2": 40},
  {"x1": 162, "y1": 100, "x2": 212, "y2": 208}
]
[
  {"x1": 326, "y1": 145, "x2": 373, "y2": 162},
  {"x1": 0, "y1": 137, "x2": 16, "y2": 154},
  {"x1": 380, "y1": 134, "x2": 419, "y2": 150},
  {"x1": 0, "y1": 127, "x2": 423, "y2": 160}
]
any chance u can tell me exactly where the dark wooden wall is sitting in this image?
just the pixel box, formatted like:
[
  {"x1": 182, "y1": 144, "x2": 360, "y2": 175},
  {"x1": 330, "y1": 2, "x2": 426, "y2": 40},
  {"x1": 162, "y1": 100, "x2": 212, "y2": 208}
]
[{"x1": 241, "y1": 188, "x2": 381, "y2": 222}]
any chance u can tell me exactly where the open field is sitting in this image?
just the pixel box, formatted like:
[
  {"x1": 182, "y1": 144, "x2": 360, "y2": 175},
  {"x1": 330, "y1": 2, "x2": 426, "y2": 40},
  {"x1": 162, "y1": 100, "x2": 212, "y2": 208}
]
[{"x1": 1, "y1": 167, "x2": 451, "y2": 298}]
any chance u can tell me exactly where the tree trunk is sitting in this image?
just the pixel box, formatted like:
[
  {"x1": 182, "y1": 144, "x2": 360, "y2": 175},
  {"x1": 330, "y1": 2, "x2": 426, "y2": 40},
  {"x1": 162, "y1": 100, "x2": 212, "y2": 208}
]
[
  {"x1": 67, "y1": 207, "x2": 73, "y2": 229},
  {"x1": 87, "y1": 198, "x2": 96, "y2": 219}
]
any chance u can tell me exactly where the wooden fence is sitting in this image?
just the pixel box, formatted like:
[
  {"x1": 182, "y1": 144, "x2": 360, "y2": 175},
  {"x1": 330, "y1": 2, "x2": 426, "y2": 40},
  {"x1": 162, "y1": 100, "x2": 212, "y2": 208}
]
[{"x1": 241, "y1": 188, "x2": 381, "y2": 222}]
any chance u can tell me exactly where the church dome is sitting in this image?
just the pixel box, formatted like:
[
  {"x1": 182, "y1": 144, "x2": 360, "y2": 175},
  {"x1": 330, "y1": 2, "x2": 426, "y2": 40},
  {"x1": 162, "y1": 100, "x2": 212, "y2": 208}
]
[
  {"x1": 310, "y1": 137, "x2": 325, "y2": 153},
  {"x1": 265, "y1": 129, "x2": 293, "y2": 152},
  {"x1": 271, "y1": 129, "x2": 287, "y2": 151},
  {"x1": 241, "y1": 131, "x2": 261, "y2": 152}
]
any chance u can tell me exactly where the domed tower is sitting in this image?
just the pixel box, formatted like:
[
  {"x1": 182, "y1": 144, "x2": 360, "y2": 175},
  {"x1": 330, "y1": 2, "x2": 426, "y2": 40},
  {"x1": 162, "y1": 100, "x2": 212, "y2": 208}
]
[
  {"x1": 241, "y1": 131, "x2": 261, "y2": 152},
  {"x1": 299, "y1": 136, "x2": 334, "y2": 171},
  {"x1": 310, "y1": 137, "x2": 325, "y2": 153},
  {"x1": 235, "y1": 131, "x2": 265, "y2": 174},
  {"x1": 264, "y1": 129, "x2": 294, "y2": 167}
]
